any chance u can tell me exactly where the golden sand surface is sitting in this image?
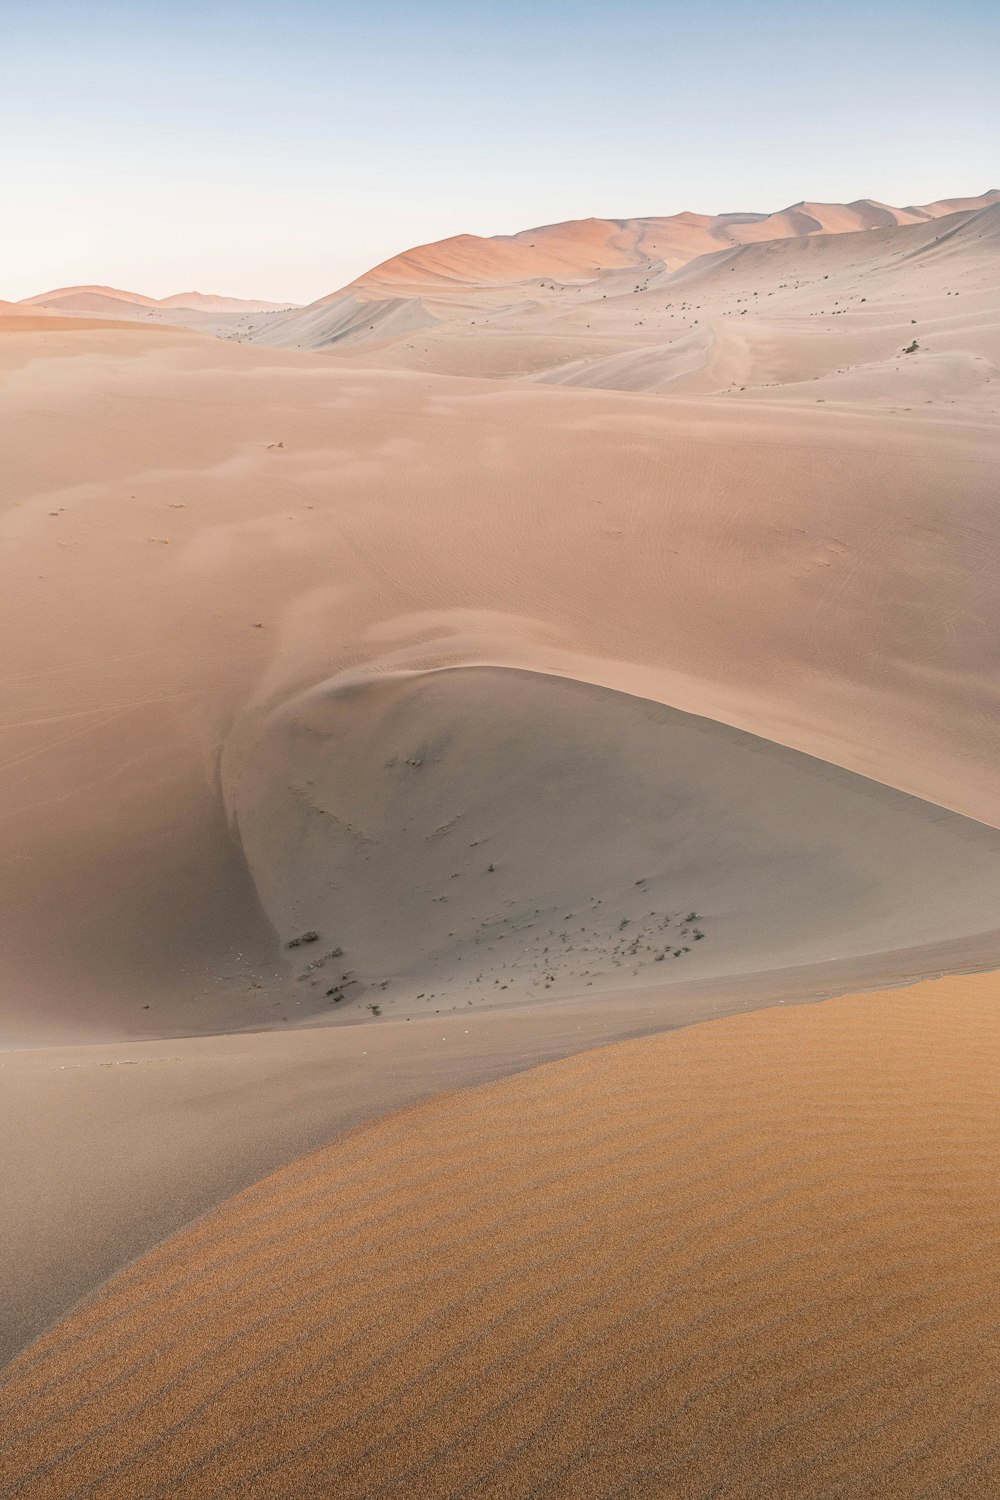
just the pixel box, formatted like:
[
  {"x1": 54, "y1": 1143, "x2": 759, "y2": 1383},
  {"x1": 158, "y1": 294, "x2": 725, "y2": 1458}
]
[{"x1": 4, "y1": 969, "x2": 999, "y2": 1499}]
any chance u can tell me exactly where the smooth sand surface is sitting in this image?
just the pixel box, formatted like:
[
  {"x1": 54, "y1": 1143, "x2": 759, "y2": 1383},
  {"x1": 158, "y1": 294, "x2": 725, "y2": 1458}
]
[
  {"x1": 4, "y1": 970, "x2": 1000, "y2": 1499},
  {"x1": 230, "y1": 665, "x2": 1000, "y2": 1017}
]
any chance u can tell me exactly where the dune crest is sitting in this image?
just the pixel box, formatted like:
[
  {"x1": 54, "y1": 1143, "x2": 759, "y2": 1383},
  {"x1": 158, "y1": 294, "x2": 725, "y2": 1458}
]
[{"x1": 347, "y1": 190, "x2": 1000, "y2": 294}]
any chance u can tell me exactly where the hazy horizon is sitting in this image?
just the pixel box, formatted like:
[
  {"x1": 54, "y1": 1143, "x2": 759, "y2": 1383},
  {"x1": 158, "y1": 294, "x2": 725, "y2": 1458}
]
[{"x1": 3, "y1": 0, "x2": 998, "y2": 303}]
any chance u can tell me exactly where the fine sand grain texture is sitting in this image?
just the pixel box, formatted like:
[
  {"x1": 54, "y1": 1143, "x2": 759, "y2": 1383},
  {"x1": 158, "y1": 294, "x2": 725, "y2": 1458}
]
[{"x1": 3, "y1": 970, "x2": 1000, "y2": 1499}]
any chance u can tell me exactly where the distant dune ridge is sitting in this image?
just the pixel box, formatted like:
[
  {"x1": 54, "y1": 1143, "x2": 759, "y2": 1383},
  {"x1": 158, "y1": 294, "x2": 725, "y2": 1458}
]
[
  {"x1": 19, "y1": 283, "x2": 290, "y2": 314},
  {"x1": 9, "y1": 284, "x2": 296, "y2": 336},
  {"x1": 346, "y1": 191, "x2": 1000, "y2": 292},
  {"x1": 249, "y1": 188, "x2": 1000, "y2": 354},
  {"x1": 3, "y1": 187, "x2": 1000, "y2": 1494}
]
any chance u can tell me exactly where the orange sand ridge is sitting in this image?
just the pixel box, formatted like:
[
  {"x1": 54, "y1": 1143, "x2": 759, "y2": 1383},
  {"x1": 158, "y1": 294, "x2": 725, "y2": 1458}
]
[{"x1": 4, "y1": 968, "x2": 1000, "y2": 1499}]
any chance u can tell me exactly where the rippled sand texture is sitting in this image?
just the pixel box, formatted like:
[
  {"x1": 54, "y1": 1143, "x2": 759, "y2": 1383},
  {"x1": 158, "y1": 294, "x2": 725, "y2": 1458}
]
[{"x1": 4, "y1": 969, "x2": 999, "y2": 1500}]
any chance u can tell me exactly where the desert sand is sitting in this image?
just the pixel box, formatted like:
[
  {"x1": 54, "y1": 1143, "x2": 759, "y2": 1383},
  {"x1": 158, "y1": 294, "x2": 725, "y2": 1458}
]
[
  {"x1": 3, "y1": 971, "x2": 1000, "y2": 1499},
  {"x1": 3, "y1": 193, "x2": 1000, "y2": 1491},
  {"x1": 2, "y1": 927, "x2": 994, "y2": 1371},
  {"x1": 253, "y1": 192, "x2": 1000, "y2": 369},
  {"x1": 3, "y1": 256, "x2": 1000, "y2": 1045}
]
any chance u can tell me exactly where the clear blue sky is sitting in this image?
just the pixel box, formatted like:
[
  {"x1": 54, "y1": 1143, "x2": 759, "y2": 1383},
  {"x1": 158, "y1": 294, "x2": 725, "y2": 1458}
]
[{"x1": 2, "y1": 0, "x2": 997, "y2": 302}]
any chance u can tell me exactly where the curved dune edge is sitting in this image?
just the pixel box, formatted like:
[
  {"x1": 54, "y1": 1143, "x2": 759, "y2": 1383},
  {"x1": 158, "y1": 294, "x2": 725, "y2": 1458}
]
[
  {"x1": 226, "y1": 661, "x2": 1000, "y2": 1020},
  {"x1": 5, "y1": 970, "x2": 1000, "y2": 1499}
]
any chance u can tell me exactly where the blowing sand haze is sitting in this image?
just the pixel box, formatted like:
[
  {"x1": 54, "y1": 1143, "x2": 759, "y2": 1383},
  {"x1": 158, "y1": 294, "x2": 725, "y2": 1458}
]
[{"x1": 2, "y1": 1, "x2": 999, "y2": 1494}]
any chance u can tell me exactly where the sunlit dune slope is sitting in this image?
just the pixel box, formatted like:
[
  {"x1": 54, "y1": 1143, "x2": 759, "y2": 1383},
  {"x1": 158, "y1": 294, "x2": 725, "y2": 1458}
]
[
  {"x1": 251, "y1": 190, "x2": 1000, "y2": 356},
  {"x1": 276, "y1": 204, "x2": 1000, "y2": 408},
  {"x1": 349, "y1": 190, "x2": 1000, "y2": 294},
  {"x1": 4, "y1": 970, "x2": 999, "y2": 1499}
]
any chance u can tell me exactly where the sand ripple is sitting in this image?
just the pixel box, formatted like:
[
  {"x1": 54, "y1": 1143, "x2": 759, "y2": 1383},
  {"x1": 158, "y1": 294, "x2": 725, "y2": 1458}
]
[{"x1": 3, "y1": 971, "x2": 1000, "y2": 1498}]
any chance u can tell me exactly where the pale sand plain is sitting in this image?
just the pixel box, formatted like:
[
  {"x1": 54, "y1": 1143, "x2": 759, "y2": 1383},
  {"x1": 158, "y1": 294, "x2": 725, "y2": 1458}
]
[
  {"x1": 3, "y1": 972, "x2": 1000, "y2": 1499},
  {"x1": 2, "y1": 197, "x2": 1000, "y2": 1491}
]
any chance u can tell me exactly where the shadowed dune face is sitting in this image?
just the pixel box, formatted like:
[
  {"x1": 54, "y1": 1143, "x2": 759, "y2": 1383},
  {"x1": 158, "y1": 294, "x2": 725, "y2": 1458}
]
[
  {"x1": 228, "y1": 667, "x2": 1000, "y2": 1019},
  {"x1": 3, "y1": 971, "x2": 1000, "y2": 1499}
]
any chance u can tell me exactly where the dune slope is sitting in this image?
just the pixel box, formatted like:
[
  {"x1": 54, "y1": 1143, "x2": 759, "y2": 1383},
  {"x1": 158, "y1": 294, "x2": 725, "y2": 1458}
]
[
  {"x1": 3, "y1": 193, "x2": 1000, "y2": 1406},
  {"x1": 3, "y1": 321, "x2": 1000, "y2": 1044},
  {"x1": 12, "y1": 285, "x2": 297, "y2": 340},
  {"x1": 227, "y1": 665, "x2": 1000, "y2": 1020},
  {"x1": 347, "y1": 190, "x2": 1000, "y2": 295},
  {"x1": 253, "y1": 192, "x2": 1000, "y2": 360},
  {"x1": 3, "y1": 971, "x2": 999, "y2": 1499}
]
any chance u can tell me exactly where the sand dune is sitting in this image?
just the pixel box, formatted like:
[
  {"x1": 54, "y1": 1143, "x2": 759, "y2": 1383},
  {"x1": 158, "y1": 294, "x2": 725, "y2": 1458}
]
[
  {"x1": 349, "y1": 190, "x2": 1000, "y2": 294},
  {"x1": 11, "y1": 930, "x2": 997, "y2": 1372},
  {"x1": 0, "y1": 301, "x2": 60, "y2": 319},
  {"x1": 20, "y1": 284, "x2": 165, "y2": 310},
  {"x1": 271, "y1": 203, "x2": 1000, "y2": 409},
  {"x1": 21, "y1": 284, "x2": 291, "y2": 315},
  {"x1": 4, "y1": 187, "x2": 1000, "y2": 1476},
  {"x1": 11, "y1": 284, "x2": 297, "y2": 340},
  {"x1": 532, "y1": 205, "x2": 1000, "y2": 398},
  {"x1": 3, "y1": 971, "x2": 1000, "y2": 1499},
  {"x1": 253, "y1": 290, "x2": 440, "y2": 351},
  {"x1": 253, "y1": 191, "x2": 1000, "y2": 356},
  {"x1": 3, "y1": 310, "x2": 1000, "y2": 1046},
  {"x1": 228, "y1": 665, "x2": 1000, "y2": 1020}
]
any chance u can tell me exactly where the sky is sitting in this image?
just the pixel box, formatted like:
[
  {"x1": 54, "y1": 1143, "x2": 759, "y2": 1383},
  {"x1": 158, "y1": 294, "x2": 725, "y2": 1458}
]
[{"x1": 2, "y1": 0, "x2": 998, "y2": 304}]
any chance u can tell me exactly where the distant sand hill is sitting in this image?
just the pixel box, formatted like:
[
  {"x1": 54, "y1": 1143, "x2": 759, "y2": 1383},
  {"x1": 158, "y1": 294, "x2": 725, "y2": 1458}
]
[
  {"x1": 251, "y1": 189, "x2": 1000, "y2": 357},
  {"x1": 10, "y1": 284, "x2": 297, "y2": 336},
  {"x1": 348, "y1": 191, "x2": 1000, "y2": 291}
]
